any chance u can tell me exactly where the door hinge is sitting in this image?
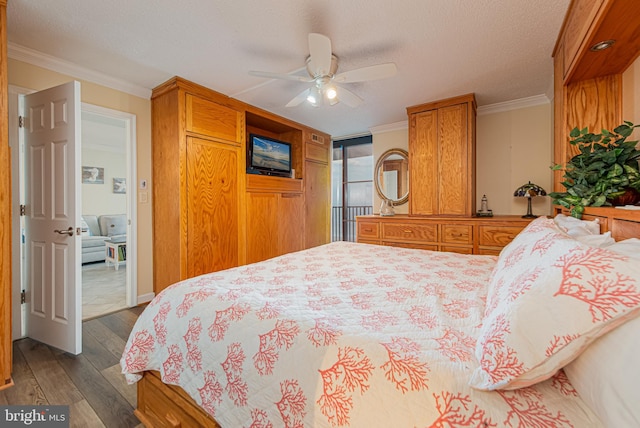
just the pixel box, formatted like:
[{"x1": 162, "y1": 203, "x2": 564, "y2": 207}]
[
  {"x1": 18, "y1": 115, "x2": 24, "y2": 128},
  {"x1": 20, "y1": 204, "x2": 26, "y2": 216},
  {"x1": 21, "y1": 290, "x2": 26, "y2": 304}
]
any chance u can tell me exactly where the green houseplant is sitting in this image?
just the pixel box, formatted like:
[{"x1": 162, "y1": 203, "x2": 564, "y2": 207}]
[{"x1": 550, "y1": 121, "x2": 640, "y2": 218}]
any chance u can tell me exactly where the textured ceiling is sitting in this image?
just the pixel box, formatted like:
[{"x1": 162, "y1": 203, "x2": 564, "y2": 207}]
[{"x1": 7, "y1": 0, "x2": 570, "y2": 138}]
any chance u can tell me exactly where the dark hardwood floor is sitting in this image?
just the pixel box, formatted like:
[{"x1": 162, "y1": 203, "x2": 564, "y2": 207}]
[{"x1": 0, "y1": 306, "x2": 146, "y2": 427}]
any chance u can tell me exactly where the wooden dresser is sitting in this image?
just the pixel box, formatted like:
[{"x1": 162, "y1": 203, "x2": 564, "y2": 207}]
[{"x1": 356, "y1": 215, "x2": 533, "y2": 255}]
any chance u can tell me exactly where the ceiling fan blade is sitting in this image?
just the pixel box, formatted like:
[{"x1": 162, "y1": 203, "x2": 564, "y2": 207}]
[
  {"x1": 285, "y1": 88, "x2": 311, "y2": 107},
  {"x1": 307, "y1": 33, "x2": 332, "y2": 77},
  {"x1": 333, "y1": 63, "x2": 397, "y2": 83},
  {"x1": 335, "y1": 85, "x2": 363, "y2": 108},
  {"x1": 249, "y1": 70, "x2": 313, "y2": 83}
]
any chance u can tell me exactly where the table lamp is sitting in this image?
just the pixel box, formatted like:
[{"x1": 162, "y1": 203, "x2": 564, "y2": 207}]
[{"x1": 513, "y1": 181, "x2": 547, "y2": 218}]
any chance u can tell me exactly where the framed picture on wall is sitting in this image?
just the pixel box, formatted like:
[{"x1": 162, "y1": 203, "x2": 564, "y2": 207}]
[
  {"x1": 82, "y1": 166, "x2": 104, "y2": 184},
  {"x1": 113, "y1": 178, "x2": 126, "y2": 194}
]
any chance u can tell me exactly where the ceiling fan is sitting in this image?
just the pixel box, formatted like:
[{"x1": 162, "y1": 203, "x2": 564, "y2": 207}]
[{"x1": 249, "y1": 33, "x2": 397, "y2": 108}]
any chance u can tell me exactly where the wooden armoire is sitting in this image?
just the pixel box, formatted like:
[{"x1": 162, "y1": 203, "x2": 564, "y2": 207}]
[
  {"x1": 151, "y1": 77, "x2": 331, "y2": 294},
  {"x1": 406, "y1": 93, "x2": 476, "y2": 216}
]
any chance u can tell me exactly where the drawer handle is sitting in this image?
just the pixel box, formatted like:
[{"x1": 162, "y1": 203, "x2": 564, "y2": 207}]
[
  {"x1": 363, "y1": 227, "x2": 373, "y2": 232},
  {"x1": 403, "y1": 229, "x2": 413, "y2": 233},
  {"x1": 452, "y1": 233, "x2": 463, "y2": 237}
]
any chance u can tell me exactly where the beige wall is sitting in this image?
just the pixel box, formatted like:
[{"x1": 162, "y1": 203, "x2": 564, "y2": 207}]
[
  {"x1": 371, "y1": 102, "x2": 553, "y2": 217},
  {"x1": 81, "y1": 148, "x2": 127, "y2": 216},
  {"x1": 476, "y1": 103, "x2": 553, "y2": 216},
  {"x1": 8, "y1": 58, "x2": 154, "y2": 300}
]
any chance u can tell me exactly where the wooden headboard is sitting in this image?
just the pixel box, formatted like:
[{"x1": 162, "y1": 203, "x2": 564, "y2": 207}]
[{"x1": 554, "y1": 206, "x2": 640, "y2": 241}]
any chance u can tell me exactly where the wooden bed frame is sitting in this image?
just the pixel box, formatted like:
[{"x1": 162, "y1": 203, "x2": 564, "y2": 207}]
[{"x1": 133, "y1": 207, "x2": 640, "y2": 427}]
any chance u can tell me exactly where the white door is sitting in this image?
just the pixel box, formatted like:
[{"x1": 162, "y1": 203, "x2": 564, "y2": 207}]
[{"x1": 24, "y1": 81, "x2": 82, "y2": 355}]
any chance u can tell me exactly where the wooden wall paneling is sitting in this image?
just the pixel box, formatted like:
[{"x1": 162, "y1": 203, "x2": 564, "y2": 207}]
[
  {"x1": 564, "y1": 75, "x2": 621, "y2": 158},
  {"x1": 0, "y1": 0, "x2": 14, "y2": 391}
]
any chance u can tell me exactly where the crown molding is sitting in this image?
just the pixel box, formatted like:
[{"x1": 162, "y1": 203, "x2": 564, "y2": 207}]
[
  {"x1": 477, "y1": 94, "x2": 550, "y2": 116},
  {"x1": 8, "y1": 42, "x2": 152, "y2": 99},
  {"x1": 370, "y1": 120, "x2": 408, "y2": 135}
]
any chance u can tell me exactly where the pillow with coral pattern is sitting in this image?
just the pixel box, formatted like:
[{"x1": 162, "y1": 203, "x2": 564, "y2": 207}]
[{"x1": 470, "y1": 217, "x2": 640, "y2": 390}]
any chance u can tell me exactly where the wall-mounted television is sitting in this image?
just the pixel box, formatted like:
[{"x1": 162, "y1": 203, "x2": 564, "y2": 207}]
[{"x1": 247, "y1": 134, "x2": 292, "y2": 178}]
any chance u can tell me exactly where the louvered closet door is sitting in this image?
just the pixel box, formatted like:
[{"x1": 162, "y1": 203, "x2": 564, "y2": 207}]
[{"x1": 186, "y1": 136, "x2": 239, "y2": 278}]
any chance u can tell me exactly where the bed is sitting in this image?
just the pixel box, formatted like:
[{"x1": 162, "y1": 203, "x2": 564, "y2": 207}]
[{"x1": 121, "y1": 212, "x2": 640, "y2": 427}]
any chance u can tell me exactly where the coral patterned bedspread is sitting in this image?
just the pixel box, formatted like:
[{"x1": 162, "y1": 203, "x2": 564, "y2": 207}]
[{"x1": 121, "y1": 242, "x2": 601, "y2": 427}]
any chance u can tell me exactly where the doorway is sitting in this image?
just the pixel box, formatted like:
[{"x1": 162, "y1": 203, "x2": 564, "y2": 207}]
[{"x1": 9, "y1": 84, "x2": 138, "y2": 340}]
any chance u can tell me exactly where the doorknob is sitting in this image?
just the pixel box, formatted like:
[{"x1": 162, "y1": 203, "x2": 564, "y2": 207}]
[{"x1": 54, "y1": 227, "x2": 75, "y2": 236}]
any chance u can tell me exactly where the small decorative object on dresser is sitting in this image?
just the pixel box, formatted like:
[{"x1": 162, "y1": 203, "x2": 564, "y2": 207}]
[
  {"x1": 514, "y1": 181, "x2": 547, "y2": 218},
  {"x1": 379, "y1": 198, "x2": 395, "y2": 216},
  {"x1": 477, "y1": 194, "x2": 493, "y2": 217}
]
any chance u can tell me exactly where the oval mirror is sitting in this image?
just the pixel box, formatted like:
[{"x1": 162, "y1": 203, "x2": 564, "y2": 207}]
[{"x1": 374, "y1": 148, "x2": 409, "y2": 205}]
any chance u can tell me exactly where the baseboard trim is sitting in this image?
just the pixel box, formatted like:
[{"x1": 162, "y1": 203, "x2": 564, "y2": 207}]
[{"x1": 137, "y1": 292, "x2": 155, "y2": 305}]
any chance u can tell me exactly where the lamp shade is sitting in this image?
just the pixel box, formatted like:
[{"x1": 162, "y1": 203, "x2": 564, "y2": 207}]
[{"x1": 514, "y1": 181, "x2": 547, "y2": 218}]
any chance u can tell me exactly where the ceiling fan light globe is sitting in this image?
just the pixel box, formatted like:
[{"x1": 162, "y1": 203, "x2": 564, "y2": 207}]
[{"x1": 326, "y1": 87, "x2": 337, "y2": 100}]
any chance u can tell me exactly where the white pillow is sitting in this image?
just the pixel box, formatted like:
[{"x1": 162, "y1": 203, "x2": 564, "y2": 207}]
[
  {"x1": 606, "y1": 238, "x2": 640, "y2": 259},
  {"x1": 553, "y1": 213, "x2": 601, "y2": 236},
  {"x1": 564, "y1": 313, "x2": 640, "y2": 428},
  {"x1": 573, "y1": 231, "x2": 615, "y2": 248},
  {"x1": 470, "y1": 217, "x2": 640, "y2": 390}
]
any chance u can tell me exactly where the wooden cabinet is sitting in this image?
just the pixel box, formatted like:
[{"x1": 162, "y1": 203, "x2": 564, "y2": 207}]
[
  {"x1": 152, "y1": 77, "x2": 331, "y2": 293},
  {"x1": 553, "y1": 0, "x2": 640, "y2": 192},
  {"x1": 152, "y1": 78, "x2": 246, "y2": 294},
  {"x1": 304, "y1": 133, "x2": 331, "y2": 248},
  {"x1": 186, "y1": 137, "x2": 241, "y2": 277},
  {"x1": 356, "y1": 215, "x2": 532, "y2": 255},
  {"x1": 407, "y1": 94, "x2": 476, "y2": 216},
  {"x1": 246, "y1": 188, "x2": 304, "y2": 264}
]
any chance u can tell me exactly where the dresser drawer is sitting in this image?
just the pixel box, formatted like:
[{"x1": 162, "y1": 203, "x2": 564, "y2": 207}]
[
  {"x1": 358, "y1": 221, "x2": 380, "y2": 239},
  {"x1": 384, "y1": 241, "x2": 438, "y2": 251},
  {"x1": 382, "y1": 223, "x2": 438, "y2": 242},
  {"x1": 478, "y1": 225, "x2": 525, "y2": 247},
  {"x1": 441, "y1": 245, "x2": 473, "y2": 255},
  {"x1": 440, "y1": 224, "x2": 472, "y2": 244}
]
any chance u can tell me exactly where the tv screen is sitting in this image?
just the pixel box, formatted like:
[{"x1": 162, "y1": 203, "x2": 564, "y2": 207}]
[{"x1": 248, "y1": 134, "x2": 292, "y2": 177}]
